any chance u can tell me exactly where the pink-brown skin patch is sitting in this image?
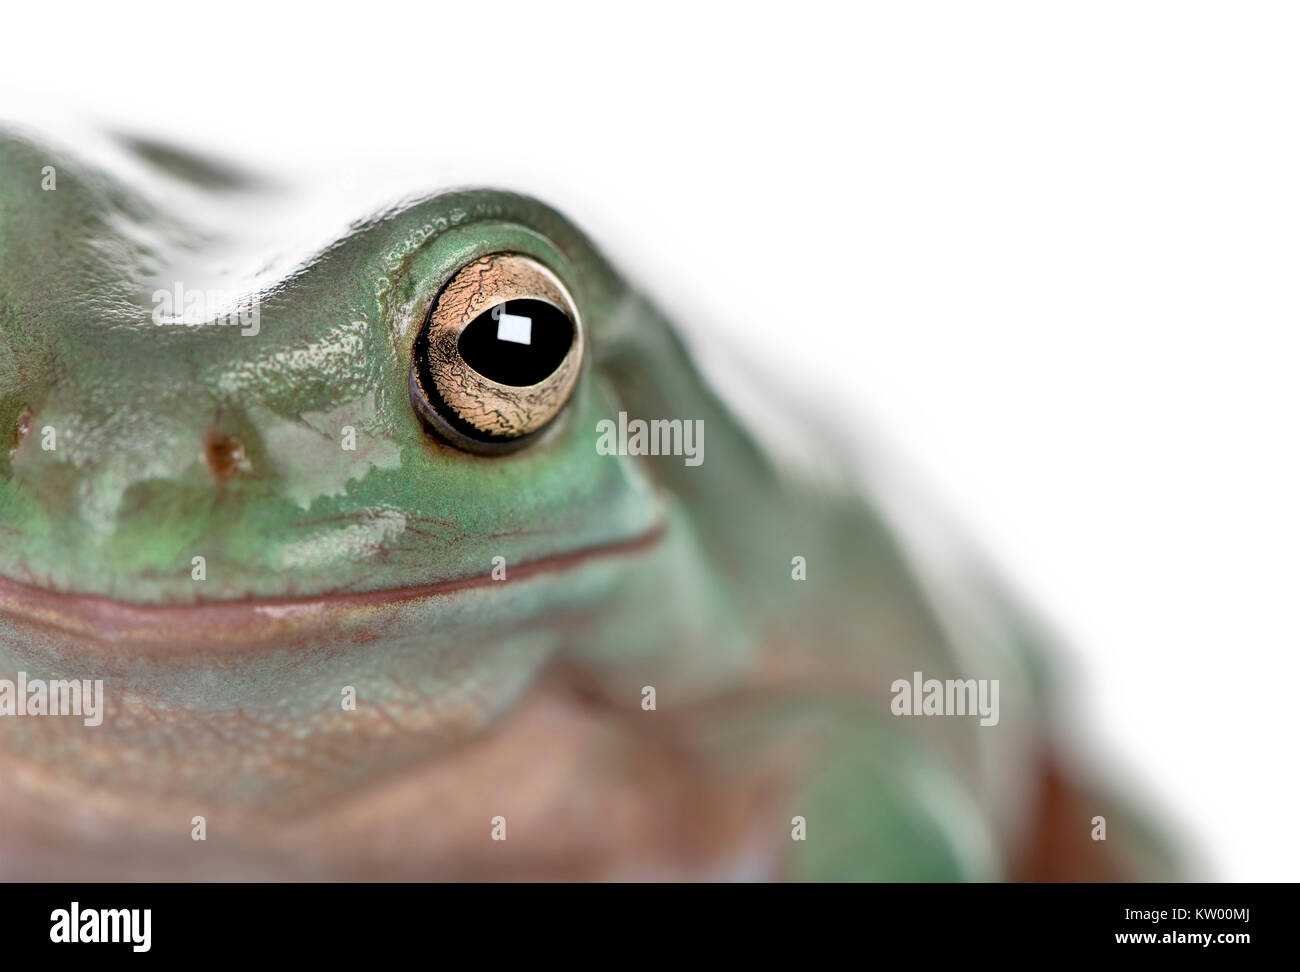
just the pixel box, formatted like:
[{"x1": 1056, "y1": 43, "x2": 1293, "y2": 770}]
[{"x1": 0, "y1": 674, "x2": 797, "y2": 881}]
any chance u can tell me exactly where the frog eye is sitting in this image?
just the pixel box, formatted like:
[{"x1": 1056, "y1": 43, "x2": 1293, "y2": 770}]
[{"x1": 409, "y1": 253, "x2": 583, "y2": 453}]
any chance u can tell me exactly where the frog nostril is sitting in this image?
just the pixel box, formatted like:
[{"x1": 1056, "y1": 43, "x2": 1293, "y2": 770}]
[
  {"x1": 10, "y1": 409, "x2": 32, "y2": 454},
  {"x1": 204, "y1": 431, "x2": 248, "y2": 481}
]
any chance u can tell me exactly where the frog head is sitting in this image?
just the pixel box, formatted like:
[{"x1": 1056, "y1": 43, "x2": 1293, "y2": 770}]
[
  {"x1": 0, "y1": 129, "x2": 668, "y2": 605},
  {"x1": 0, "y1": 127, "x2": 771, "y2": 836}
]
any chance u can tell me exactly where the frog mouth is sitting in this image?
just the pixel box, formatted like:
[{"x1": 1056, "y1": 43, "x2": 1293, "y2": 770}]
[{"x1": 0, "y1": 522, "x2": 665, "y2": 658}]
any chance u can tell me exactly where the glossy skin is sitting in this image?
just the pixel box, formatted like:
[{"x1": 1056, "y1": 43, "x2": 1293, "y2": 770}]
[{"x1": 0, "y1": 127, "x2": 1176, "y2": 880}]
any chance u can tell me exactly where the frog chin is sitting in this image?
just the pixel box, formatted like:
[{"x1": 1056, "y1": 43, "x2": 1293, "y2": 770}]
[{"x1": 0, "y1": 520, "x2": 666, "y2": 661}]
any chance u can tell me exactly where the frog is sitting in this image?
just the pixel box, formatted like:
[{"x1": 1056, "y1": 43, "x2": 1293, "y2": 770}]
[{"x1": 0, "y1": 124, "x2": 1180, "y2": 881}]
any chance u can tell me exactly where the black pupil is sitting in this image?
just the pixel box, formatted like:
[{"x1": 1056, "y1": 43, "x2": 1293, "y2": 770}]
[{"x1": 458, "y1": 299, "x2": 574, "y2": 386}]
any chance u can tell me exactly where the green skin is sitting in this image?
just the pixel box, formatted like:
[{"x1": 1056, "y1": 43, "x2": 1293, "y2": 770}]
[{"x1": 0, "y1": 128, "x2": 1177, "y2": 880}]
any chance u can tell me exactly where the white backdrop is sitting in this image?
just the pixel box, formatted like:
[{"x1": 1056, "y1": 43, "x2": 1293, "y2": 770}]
[{"x1": 3, "y1": 0, "x2": 1296, "y2": 880}]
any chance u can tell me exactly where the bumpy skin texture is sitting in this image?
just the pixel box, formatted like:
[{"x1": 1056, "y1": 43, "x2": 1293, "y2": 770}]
[{"x1": 0, "y1": 128, "x2": 1177, "y2": 880}]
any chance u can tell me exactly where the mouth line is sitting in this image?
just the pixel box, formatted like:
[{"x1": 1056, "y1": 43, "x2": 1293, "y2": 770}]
[{"x1": 0, "y1": 522, "x2": 665, "y2": 652}]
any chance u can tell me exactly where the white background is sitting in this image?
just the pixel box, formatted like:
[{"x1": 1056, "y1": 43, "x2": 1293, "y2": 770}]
[{"x1": 4, "y1": 1, "x2": 1296, "y2": 880}]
